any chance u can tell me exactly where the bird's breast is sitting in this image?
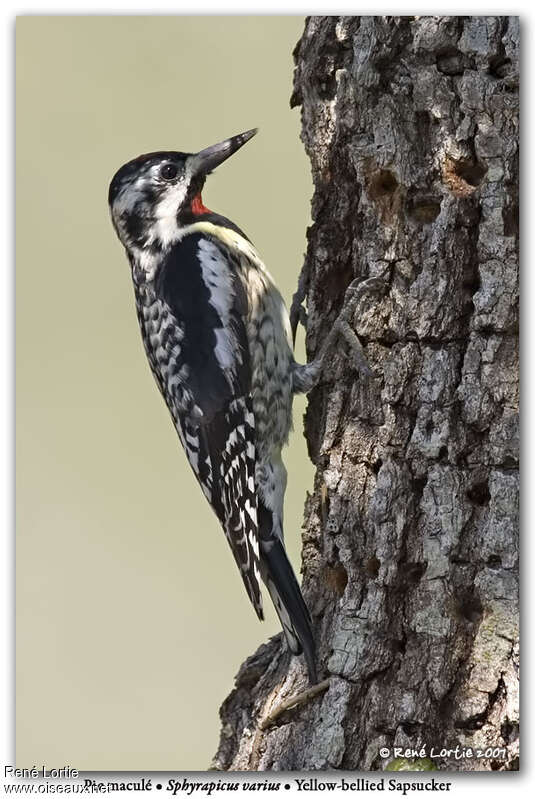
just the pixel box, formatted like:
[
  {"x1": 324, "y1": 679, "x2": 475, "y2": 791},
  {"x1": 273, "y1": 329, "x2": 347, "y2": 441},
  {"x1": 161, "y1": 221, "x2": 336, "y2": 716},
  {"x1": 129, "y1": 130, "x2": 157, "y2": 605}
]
[
  {"x1": 134, "y1": 283, "x2": 189, "y2": 414},
  {"x1": 238, "y1": 263, "x2": 295, "y2": 462}
]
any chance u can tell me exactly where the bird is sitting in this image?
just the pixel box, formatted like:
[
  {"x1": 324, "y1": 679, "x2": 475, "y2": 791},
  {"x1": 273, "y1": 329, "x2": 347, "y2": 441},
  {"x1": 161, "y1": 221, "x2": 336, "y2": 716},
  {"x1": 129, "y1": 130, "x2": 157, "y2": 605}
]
[{"x1": 108, "y1": 128, "x2": 376, "y2": 685}]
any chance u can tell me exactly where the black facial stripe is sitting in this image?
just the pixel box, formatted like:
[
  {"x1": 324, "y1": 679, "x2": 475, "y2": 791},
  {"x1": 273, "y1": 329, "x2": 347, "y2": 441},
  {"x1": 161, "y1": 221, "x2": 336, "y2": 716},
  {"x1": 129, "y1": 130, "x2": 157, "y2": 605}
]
[
  {"x1": 123, "y1": 210, "x2": 148, "y2": 247},
  {"x1": 141, "y1": 186, "x2": 158, "y2": 207},
  {"x1": 108, "y1": 151, "x2": 189, "y2": 207}
]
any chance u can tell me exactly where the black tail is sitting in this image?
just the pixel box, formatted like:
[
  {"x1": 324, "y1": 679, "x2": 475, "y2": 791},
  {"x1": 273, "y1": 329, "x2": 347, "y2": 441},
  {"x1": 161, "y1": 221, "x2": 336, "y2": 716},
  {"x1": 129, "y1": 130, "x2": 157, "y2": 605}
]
[{"x1": 261, "y1": 536, "x2": 318, "y2": 684}]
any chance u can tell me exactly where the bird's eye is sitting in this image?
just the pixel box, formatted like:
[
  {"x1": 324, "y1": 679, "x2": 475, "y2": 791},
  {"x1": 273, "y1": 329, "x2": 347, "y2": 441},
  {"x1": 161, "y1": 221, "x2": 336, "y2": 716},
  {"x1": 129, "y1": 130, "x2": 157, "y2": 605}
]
[{"x1": 160, "y1": 163, "x2": 178, "y2": 181}]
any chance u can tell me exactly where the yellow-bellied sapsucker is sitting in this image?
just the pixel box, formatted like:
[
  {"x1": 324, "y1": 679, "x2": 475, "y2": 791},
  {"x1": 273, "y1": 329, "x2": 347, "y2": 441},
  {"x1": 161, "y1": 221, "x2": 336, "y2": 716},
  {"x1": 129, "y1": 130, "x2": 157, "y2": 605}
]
[{"x1": 109, "y1": 129, "x2": 349, "y2": 684}]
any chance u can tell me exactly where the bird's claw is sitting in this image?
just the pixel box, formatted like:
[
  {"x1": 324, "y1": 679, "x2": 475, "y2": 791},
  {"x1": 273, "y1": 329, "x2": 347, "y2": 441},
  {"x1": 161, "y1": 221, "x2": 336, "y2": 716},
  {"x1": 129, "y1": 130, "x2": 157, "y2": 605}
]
[
  {"x1": 332, "y1": 318, "x2": 374, "y2": 378},
  {"x1": 290, "y1": 265, "x2": 311, "y2": 346},
  {"x1": 343, "y1": 276, "x2": 385, "y2": 306},
  {"x1": 335, "y1": 276, "x2": 386, "y2": 377}
]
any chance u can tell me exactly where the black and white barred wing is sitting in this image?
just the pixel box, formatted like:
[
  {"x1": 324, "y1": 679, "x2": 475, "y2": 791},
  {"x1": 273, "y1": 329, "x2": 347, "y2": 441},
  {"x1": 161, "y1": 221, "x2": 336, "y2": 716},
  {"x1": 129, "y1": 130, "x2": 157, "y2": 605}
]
[
  {"x1": 156, "y1": 233, "x2": 263, "y2": 619},
  {"x1": 198, "y1": 396, "x2": 262, "y2": 619}
]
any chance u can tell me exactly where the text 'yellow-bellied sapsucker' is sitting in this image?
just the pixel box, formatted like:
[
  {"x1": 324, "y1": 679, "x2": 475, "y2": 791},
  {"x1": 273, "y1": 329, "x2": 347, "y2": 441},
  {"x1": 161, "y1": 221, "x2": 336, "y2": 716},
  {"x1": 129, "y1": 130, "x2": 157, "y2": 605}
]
[{"x1": 109, "y1": 129, "x2": 326, "y2": 683}]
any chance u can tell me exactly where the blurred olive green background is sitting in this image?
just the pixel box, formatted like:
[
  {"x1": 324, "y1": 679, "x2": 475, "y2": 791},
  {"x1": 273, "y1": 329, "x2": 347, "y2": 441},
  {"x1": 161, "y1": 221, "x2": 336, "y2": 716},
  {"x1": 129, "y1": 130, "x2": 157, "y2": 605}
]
[{"x1": 16, "y1": 16, "x2": 313, "y2": 770}]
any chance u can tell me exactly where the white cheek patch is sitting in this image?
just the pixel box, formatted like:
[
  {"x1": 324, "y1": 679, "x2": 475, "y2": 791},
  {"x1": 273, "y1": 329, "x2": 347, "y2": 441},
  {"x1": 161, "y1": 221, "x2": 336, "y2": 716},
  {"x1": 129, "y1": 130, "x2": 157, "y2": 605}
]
[
  {"x1": 153, "y1": 179, "x2": 189, "y2": 247},
  {"x1": 196, "y1": 238, "x2": 243, "y2": 380},
  {"x1": 155, "y1": 181, "x2": 188, "y2": 218}
]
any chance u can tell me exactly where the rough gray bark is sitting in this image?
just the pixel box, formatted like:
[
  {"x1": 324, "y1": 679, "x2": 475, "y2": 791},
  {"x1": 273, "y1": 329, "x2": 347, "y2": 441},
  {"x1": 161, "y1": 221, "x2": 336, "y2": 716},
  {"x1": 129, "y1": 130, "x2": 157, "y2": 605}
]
[{"x1": 214, "y1": 16, "x2": 519, "y2": 772}]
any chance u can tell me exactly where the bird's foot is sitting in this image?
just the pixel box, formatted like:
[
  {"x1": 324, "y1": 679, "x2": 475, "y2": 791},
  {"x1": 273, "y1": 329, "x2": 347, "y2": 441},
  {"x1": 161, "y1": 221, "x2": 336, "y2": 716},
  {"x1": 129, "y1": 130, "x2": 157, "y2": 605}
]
[
  {"x1": 320, "y1": 276, "x2": 384, "y2": 380},
  {"x1": 291, "y1": 275, "x2": 384, "y2": 393},
  {"x1": 291, "y1": 303, "x2": 308, "y2": 339}
]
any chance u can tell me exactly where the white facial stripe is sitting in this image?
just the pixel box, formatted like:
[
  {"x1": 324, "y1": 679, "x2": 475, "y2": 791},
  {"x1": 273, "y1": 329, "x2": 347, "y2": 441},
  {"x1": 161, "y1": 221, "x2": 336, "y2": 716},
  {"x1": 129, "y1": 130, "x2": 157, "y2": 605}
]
[
  {"x1": 151, "y1": 160, "x2": 197, "y2": 247},
  {"x1": 111, "y1": 158, "x2": 195, "y2": 250}
]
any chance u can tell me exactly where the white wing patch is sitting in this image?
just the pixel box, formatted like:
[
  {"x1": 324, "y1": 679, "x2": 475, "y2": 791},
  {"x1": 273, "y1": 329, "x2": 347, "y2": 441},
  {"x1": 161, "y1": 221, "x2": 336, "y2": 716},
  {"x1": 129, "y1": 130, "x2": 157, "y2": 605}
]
[{"x1": 197, "y1": 238, "x2": 243, "y2": 381}]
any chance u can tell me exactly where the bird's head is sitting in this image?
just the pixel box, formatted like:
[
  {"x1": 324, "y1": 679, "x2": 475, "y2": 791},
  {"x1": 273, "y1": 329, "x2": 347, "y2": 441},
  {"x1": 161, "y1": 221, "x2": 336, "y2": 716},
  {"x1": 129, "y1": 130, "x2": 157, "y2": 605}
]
[{"x1": 108, "y1": 128, "x2": 257, "y2": 250}]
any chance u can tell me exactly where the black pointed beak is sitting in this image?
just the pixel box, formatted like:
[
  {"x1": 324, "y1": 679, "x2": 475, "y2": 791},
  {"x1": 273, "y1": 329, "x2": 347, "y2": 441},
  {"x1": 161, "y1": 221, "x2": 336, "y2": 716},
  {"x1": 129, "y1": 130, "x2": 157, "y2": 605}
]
[{"x1": 190, "y1": 128, "x2": 258, "y2": 176}]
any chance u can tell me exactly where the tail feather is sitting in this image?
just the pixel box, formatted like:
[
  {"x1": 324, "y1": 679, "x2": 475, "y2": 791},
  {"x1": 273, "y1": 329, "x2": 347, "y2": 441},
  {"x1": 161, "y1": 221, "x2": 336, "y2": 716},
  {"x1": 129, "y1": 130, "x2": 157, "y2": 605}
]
[{"x1": 261, "y1": 537, "x2": 318, "y2": 684}]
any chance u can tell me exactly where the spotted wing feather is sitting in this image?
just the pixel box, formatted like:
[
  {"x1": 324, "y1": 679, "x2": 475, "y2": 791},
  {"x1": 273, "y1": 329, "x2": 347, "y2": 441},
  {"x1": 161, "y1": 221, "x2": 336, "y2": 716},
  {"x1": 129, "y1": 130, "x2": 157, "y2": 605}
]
[
  {"x1": 151, "y1": 233, "x2": 263, "y2": 618},
  {"x1": 199, "y1": 396, "x2": 262, "y2": 618}
]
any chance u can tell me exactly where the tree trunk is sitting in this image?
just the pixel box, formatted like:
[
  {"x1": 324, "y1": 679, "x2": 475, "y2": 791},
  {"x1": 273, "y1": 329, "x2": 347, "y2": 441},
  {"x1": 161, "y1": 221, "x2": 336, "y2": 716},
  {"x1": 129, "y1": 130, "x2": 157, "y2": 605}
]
[{"x1": 213, "y1": 15, "x2": 519, "y2": 772}]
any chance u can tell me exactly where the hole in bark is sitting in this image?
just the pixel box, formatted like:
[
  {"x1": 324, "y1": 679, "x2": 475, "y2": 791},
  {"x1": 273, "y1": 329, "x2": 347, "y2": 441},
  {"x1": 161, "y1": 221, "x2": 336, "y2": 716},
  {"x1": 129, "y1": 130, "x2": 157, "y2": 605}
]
[
  {"x1": 436, "y1": 47, "x2": 465, "y2": 75},
  {"x1": 488, "y1": 55, "x2": 512, "y2": 79},
  {"x1": 457, "y1": 160, "x2": 488, "y2": 187},
  {"x1": 407, "y1": 195, "x2": 442, "y2": 224},
  {"x1": 501, "y1": 455, "x2": 519, "y2": 469},
  {"x1": 501, "y1": 720, "x2": 519, "y2": 743},
  {"x1": 412, "y1": 476, "x2": 427, "y2": 503},
  {"x1": 459, "y1": 199, "x2": 483, "y2": 229},
  {"x1": 318, "y1": 76, "x2": 338, "y2": 100},
  {"x1": 463, "y1": 262, "x2": 481, "y2": 295},
  {"x1": 466, "y1": 480, "x2": 491, "y2": 506},
  {"x1": 325, "y1": 564, "x2": 348, "y2": 596},
  {"x1": 487, "y1": 554, "x2": 502, "y2": 570},
  {"x1": 425, "y1": 419, "x2": 434, "y2": 437},
  {"x1": 365, "y1": 555, "x2": 381, "y2": 579},
  {"x1": 404, "y1": 561, "x2": 428, "y2": 584},
  {"x1": 443, "y1": 156, "x2": 488, "y2": 197},
  {"x1": 368, "y1": 169, "x2": 398, "y2": 199},
  {"x1": 394, "y1": 635, "x2": 407, "y2": 656},
  {"x1": 458, "y1": 593, "x2": 484, "y2": 623},
  {"x1": 400, "y1": 721, "x2": 421, "y2": 737},
  {"x1": 438, "y1": 446, "x2": 448, "y2": 460},
  {"x1": 455, "y1": 712, "x2": 486, "y2": 731},
  {"x1": 372, "y1": 458, "x2": 383, "y2": 474}
]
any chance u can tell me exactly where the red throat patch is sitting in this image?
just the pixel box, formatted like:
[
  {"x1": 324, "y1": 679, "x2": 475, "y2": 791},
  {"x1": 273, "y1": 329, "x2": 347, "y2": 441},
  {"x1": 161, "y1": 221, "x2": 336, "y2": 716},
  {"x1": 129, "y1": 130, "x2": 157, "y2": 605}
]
[{"x1": 191, "y1": 193, "x2": 211, "y2": 216}]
